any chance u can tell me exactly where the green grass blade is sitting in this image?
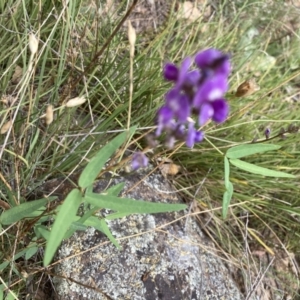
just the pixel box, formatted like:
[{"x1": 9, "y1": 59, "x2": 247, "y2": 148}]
[
  {"x1": 226, "y1": 144, "x2": 281, "y2": 159},
  {"x1": 0, "y1": 198, "x2": 52, "y2": 225},
  {"x1": 230, "y1": 159, "x2": 296, "y2": 178},
  {"x1": 78, "y1": 127, "x2": 137, "y2": 188},
  {"x1": 85, "y1": 193, "x2": 187, "y2": 214},
  {"x1": 43, "y1": 189, "x2": 82, "y2": 266}
]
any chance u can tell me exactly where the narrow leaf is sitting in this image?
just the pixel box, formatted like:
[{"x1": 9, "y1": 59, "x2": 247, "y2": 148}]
[
  {"x1": 224, "y1": 156, "x2": 230, "y2": 189},
  {"x1": 85, "y1": 216, "x2": 120, "y2": 248},
  {"x1": 25, "y1": 246, "x2": 38, "y2": 260},
  {"x1": 230, "y1": 158, "x2": 295, "y2": 178},
  {"x1": 106, "y1": 182, "x2": 125, "y2": 196},
  {"x1": 222, "y1": 182, "x2": 233, "y2": 219},
  {"x1": 248, "y1": 228, "x2": 274, "y2": 256},
  {"x1": 0, "y1": 198, "x2": 54, "y2": 225},
  {"x1": 44, "y1": 189, "x2": 82, "y2": 266},
  {"x1": 105, "y1": 211, "x2": 133, "y2": 220},
  {"x1": 99, "y1": 219, "x2": 120, "y2": 248},
  {"x1": 0, "y1": 261, "x2": 9, "y2": 272},
  {"x1": 226, "y1": 144, "x2": 281, "y2": 159},
  {"x1": 85, "y1": 193, "x2": 187, "y2": 214},
  {"x1": 64, "y1": 207, "x2": 99, "y2": 239},
  {"x1": 35, "y1": 225, "x2": 50, "y2": 240},
  {"x1": 79, "y1": 127, "x2": 136, "y2": 188},
  {"x1": 64, "y1": 221, "x2": 88, "y2": 239}
]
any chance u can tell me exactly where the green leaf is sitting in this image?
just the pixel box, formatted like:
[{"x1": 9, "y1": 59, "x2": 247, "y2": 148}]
[
  {"x1": 230, "y1": 158, "x2": 296, "y2": 178},
  {"x1": 99, "y1": 219, "x2": 120, "y2": 248},
  {"x1": 222, "y1": 181, "x2": 233, "y2": 219},
  {"x1": 6, "y1": 292, "x2": 17, "y2": 300},
  {"x1": 85, "y1": 216, "x2": 120, "y2": 249},
  {"x1": 0, "y1": 198, "x2": 54, "y2": 225},
  {"x1": 0, "y1": 261, "x2": 9, "y2": 272},
  {"x1": 25, "y1": 246, "x2": 38, "y2": 260},
  {"x1": 79, "y1": 127, "x2": 136, "y2": 188},
  {"x1": 63, "y1": 221, "x2": 88, "y2": 239},
  {"x1": 105, "y1": 211, "x2": 133, "y2": 220},
  {"x1": 63, "y1": 207, "x2": 98, "y2": 239},
  {"x1": 85, "y1": 193, "x2": 187, "y2": 214},
  {"x1": 44, "y1": 189, "x2": 82, "y2": 266},
  {"x1": 224, "y1": 156, "x2": 230, "y2": 188},
  {"x1": 35, "y1": 225, "x2": 50, "y2": 240},
  {"x1": 226, "y1": 144, "x2": 281, "y2": 159},
  {"x1": 106, "y1": 182, "x2": 125, "y2": 196}
]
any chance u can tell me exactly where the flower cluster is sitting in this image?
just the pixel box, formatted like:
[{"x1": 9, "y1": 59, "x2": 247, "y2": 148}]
[
  {"x1": 157, "y1": 48, "x2": 230, "y2": 148},
  {"x1": 132, "y1": 48, "x2": 231, "y2": 170}
]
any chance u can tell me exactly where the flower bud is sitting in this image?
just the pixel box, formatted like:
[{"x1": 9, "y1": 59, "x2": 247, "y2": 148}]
[
  {"x1": 128, "y1": 21, "x2": 136, "y2": 57},
  {"x1": 29, "y1": 33, "x2": 38, "y2": 55},
  {"x1": 45, "y1": 105, "x2": 54, "y2": 125},
  {"x1": 65, "y1": 96, "x2": 86, "y2": 108}
]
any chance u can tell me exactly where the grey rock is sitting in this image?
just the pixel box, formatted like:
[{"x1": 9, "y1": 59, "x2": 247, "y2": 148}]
[{"x1": 54, "y1": 167, "x2": 243, "y2": 299}]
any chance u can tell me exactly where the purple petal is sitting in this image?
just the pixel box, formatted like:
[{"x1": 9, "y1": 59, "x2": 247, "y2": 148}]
[
  {"x1": 195, "y1": 48, "x2": 230, "y2": 76},
  {"x1": 165, "y1": 90, "x2": 190, "y2": 123},
  {"x1": 211, "y1": 99, "x2": 229, "y2": 123},
  {"x1": 184, "y1": 69, "x2": 201, "y2": 86},
  {"x1": 186, "y1": 123, "x2": 197, "y2": 148},
  {"x1": 193, "y1": 75, "x2": 228, "y2": 108},
  {"x1": 132, "y1": 152, "x2": 149, "y2": 170},
  {"x1": 163, "y1": 63, "x2": 179, "y2": 81},
  {"x1": 165, "y1": 89, "x2": 181, "y2": 110},
  {"x1": 186, "y1": 123, "x2": 204, "y2": 148},
  {"x1": 194, "y1": 130, "x2": 205, "y2": 143},
  {"x1": 177, "y1": 95, "x2": 190, "y2": 123},
  {"x1": 195, "y1": 49, "x2": 222, "y2": 67},
  {"x1": 173, "y1": 57, "x2": 192, "y2": 88},
  {"x1": 156, "y1": 106, "x2": 173, "y2": 136},
  {"x1": 198, "y1": 102, "x2": 214, "y2": 125}
]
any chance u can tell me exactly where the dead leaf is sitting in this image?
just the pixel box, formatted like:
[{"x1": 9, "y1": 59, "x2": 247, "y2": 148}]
[
  {"x1": 12, "y1": 65, "x2": 23, "y2": 83},
  {"x1": 235, "y1": 78, "x2": 260, "y2": 97},
  {"x1": 1, "y1": 120, "x2": 12, "y2": 134},
  {"x1": 159, "y1": 163, "x2": 181, "y2": 176},
  {"x1": 177, "y1": 1, "x2": 201, "y2": 22},
  {"x1": 0, "y1": 199, "x2": 10, "y2": 210}
]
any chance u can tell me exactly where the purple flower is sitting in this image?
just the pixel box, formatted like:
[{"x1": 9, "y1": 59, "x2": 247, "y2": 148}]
[
  {"x1": 265, "y1": 127, "x2": 271, "y2": 139},
  {"x1": 132, "y1": 152, "x2": 149, "y2": 170},
  {"x1": 155, "y1": 48, "x2": 230, "y2": 148}
]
